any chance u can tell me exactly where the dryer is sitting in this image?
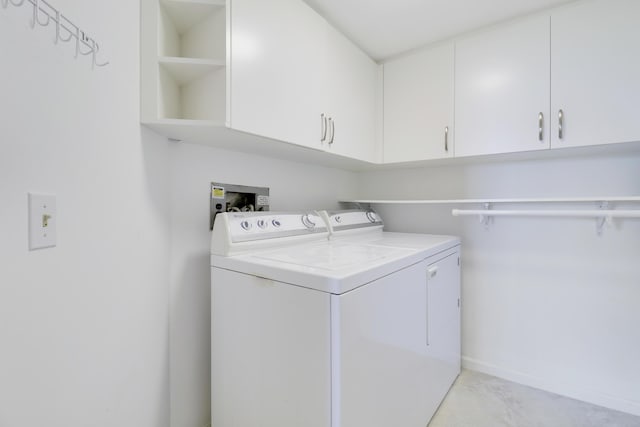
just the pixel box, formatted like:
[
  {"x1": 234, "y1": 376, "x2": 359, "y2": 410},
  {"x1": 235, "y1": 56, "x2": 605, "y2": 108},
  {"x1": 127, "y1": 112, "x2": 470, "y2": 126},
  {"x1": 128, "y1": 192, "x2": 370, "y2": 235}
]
[{"x1": 210, "y1": 210, "x2": 461, "y2": 427}]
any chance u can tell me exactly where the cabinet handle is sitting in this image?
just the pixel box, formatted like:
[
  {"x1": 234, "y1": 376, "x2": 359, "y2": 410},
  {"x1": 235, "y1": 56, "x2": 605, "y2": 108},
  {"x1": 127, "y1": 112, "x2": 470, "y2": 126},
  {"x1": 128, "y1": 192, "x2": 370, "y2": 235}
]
[
  {"x1": 426, "y1": 266, "x2": 438, "y2": 346},
  {"x1": 320, "y1": 113, "x2": 327, "y2": 142},
  {"x1": 328, "y1": 118, "x2": 335, "y2": 145},
  {"x1": 538, "y1": 112, "x2": 544, "y2": 142},
  {"x1": 444, "y1": 126, "x2": 449, "y2": 152},
  {"x1": 427, "y1": 266, "x2": 438, "y2": 278},
  {"x1": 558, "y1": 109, "x2": 564, "y2": 140}
]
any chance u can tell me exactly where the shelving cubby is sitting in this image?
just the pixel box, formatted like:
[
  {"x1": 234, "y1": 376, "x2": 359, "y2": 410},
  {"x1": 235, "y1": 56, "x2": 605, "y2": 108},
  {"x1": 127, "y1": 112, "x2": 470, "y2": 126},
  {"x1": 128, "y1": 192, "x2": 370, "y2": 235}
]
[{"x1": 142, "y1": 0, "x2": 227, "y2": 124}]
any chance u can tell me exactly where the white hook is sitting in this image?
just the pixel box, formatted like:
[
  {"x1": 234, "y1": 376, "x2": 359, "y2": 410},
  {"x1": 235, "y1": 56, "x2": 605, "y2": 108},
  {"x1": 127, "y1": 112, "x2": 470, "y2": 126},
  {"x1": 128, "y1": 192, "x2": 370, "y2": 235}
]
[
  {"x1": 56, "y1": 14, "x2": 74, "y2": 43},
  {"x1": 53, "y1": 9, "x2": 60, "y2": 43},
  {"x1": 36, "y1": 0, "x2": 51, "y2": 26},
  {"x1": 68, "y1": 21, "x2": 80, "y2": 58},
  {"x1": 29, "y1": 0, "x2": 36, "y2": 27},
  {"x1": 92, "y1": 42, "x2": 109, "y2": 67},
  {"x1": 78, "y1": 32, "x2": 94, "y2": 57},
  {"x1": 30, "y1": 0, "x2": 50, "y2": 28}
]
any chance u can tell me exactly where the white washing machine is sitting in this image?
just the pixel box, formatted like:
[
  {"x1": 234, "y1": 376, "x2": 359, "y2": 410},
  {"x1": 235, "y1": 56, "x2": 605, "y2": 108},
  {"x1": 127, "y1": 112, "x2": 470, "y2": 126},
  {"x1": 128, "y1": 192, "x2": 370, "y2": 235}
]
[{"x1": 210, "y1": 210, "x2": 461, "y2": 427}]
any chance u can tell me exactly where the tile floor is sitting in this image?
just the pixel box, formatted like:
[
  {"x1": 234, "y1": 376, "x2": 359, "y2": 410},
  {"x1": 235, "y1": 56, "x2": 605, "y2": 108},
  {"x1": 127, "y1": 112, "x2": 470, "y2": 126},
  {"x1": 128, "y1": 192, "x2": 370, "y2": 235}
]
[{"x1": 429, "y1": 370, "x2": 640, "y2": 427}]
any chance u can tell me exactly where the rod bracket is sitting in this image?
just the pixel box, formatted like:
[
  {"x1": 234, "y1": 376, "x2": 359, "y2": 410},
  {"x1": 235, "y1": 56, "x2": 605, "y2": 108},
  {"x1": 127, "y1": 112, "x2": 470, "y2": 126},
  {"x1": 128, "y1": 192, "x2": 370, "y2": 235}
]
[
  {"x1": 596, "y1": 201, "x2": 613, "y2": 236},
  {"x1": 479, "y1": 203, "x2": 493, "y2": 230}
]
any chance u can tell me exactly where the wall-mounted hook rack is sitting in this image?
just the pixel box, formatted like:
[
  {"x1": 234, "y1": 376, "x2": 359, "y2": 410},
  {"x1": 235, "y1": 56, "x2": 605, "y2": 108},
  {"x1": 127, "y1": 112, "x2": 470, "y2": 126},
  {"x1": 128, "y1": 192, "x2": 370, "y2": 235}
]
[{"x1": 2, "y1": 0, "x2": 109, "y2": 68}]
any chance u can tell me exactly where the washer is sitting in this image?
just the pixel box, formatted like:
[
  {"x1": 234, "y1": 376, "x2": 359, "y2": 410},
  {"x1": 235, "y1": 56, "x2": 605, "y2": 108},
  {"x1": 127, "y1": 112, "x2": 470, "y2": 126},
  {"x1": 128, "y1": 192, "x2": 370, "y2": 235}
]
[{"x1": 210, "y1": 210, "x2": 461, "y2": 427}]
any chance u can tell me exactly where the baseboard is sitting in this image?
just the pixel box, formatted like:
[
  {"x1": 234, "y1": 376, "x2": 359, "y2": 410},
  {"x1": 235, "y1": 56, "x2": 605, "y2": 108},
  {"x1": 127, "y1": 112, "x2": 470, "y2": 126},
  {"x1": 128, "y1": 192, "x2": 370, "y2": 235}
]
[{"x1": 462, "y1": 356, "x2": 640, "y2": 417}]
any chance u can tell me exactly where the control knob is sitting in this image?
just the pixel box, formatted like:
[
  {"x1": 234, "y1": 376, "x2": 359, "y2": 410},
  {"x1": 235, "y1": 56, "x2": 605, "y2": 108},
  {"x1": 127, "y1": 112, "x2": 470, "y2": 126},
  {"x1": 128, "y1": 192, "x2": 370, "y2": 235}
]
[
  {"x1": 301, "y1": 214, "x2": 316, "y2": 229},
  {"x1": 365, "y1": 211, "x2": 378, "y2": 223}
]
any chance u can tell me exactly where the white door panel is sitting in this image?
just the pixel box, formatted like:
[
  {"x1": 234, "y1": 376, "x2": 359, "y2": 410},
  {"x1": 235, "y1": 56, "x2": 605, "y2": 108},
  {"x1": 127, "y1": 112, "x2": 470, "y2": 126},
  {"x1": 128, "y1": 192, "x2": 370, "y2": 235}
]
[
  {"x1": 324, "y1": 27, "x2": 377, "y2": 162},
  {"x1": 455, "y1": 15, "x2": 551, "y2": 157},
  {"x1": 551, "y1": 0, "x2": 640, "y2": 148},
  {"x1": 229, "y1": 0, "x2": 327, "y2": 149},
  {"x1": 384, "y1": 42, "x2": 454, "y2": 162}
]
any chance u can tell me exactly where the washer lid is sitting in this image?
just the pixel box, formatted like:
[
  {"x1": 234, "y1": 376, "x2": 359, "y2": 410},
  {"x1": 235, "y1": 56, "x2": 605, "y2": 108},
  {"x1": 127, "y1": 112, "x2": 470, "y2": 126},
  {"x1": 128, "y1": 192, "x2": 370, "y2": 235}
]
[
  {"x1": 253, "y1": 242, "x2": 409, "y2": 271},
  {"x1": 211, "y1": 236, "x2": 458, "y2": 295}
]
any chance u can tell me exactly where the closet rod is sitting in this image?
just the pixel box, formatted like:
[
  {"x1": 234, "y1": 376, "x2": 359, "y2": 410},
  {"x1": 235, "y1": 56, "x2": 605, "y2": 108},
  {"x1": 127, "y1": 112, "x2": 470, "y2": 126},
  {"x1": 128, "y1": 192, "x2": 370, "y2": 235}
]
[{"x1": 451, "y1": 209, "x2": 640, "y2": 218}]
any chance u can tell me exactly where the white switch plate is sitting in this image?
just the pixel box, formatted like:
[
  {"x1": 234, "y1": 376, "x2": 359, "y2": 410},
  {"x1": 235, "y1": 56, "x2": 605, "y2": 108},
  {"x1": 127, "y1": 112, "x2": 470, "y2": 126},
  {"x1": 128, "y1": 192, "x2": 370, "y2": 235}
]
[{"x1": 28, "y1": 193, "x2": 56, "y2": 251}]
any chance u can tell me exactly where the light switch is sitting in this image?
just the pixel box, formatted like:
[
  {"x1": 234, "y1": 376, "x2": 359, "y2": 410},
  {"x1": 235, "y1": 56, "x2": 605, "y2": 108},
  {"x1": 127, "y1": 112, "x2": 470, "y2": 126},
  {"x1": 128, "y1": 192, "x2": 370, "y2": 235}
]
[{"x1": 28, "y1": 193, "x2": 56, "y2": 250}]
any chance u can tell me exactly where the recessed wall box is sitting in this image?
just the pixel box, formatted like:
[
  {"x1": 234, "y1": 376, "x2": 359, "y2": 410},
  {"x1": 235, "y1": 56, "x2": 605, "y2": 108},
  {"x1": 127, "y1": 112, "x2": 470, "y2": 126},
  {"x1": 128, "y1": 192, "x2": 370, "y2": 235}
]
[{"x1": 210, "y1": 183, "x2": 270, "y2": 230}]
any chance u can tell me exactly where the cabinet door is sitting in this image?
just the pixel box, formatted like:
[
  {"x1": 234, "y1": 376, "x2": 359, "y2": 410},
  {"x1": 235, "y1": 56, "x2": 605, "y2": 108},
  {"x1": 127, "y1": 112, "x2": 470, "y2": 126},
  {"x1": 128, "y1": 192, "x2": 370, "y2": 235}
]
[
  {"x1": 426, "y1": 252, "x2": 461, "y2": 375},
  {"x1": 229, "y1": 0, "x2": 327, "y2": 149},
  {"x1": 455, "y1": 15, "x2": 550, "y2": 157},
  {"x1": 551, "y1": 0, "x2": 640, "y2": 148},
  {"x1": 384, "y1": 42, "x2": 454, "y2": 162},
  {"x1": 323, "y1": 27, "x2": 377, "y2": 162}
]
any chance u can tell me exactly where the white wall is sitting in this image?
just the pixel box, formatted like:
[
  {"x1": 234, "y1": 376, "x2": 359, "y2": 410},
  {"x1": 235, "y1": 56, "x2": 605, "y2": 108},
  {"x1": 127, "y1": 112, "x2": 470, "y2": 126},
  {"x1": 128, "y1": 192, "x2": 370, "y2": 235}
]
[
  {"x1": 0, "y1": 2, "x2": 171, "y2": 426},
  {"x1": 357, "y1": 151, "x2": 640, "y2": 416},
  {"x1": 0, "y1": 3, "x2": 360, "y2": 426},
  {"x1": 3, "y1": 1, "x2": 639, "y2": 425},
  {"x1": 167, "y1": 142, "x2": 359, "y2": 427}
]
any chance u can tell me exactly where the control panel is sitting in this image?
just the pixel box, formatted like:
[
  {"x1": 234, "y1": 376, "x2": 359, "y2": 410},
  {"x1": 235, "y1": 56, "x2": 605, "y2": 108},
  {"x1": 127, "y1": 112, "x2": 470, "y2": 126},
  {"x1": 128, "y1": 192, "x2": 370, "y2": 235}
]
[
  {"x1": 226, "y1": 212, "x2": 328, "y2": 243},
  {"x1": 326, "y1": 209, "x2": 383, "y2": 232}
]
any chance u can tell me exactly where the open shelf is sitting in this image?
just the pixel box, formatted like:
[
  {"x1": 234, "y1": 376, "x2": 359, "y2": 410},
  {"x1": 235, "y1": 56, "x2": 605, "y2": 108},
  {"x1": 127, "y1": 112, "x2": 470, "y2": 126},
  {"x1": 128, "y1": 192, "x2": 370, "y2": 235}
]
[
  {"x1": 142, "y1": 0, "x2": 228, "y2": 123},
  {"x1": 159, "y1": 0, "x2": 226, "y2": 60},
  {"x1": 340, "y1": 197, "x2": 640, "y2": 205},
  {"x1": 160, "y1": 0, "x2": 225, "y2": 33},
  {"x1": 158, "y1": 64, "x2": 226, "y2": 121},
  {"x1": 159, "y1": 56, "x2": 225, "y2": 85}
]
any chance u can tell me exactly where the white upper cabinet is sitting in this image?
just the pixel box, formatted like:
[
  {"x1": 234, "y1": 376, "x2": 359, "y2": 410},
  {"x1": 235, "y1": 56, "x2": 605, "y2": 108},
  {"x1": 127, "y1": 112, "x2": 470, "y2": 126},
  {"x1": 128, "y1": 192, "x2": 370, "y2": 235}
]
[
  {"x1": 383, "y1": 42, "x2": 454, "y2": 163},
  {"x1": 141, "y1": 0, "x2": 640, "y2": 167},
  {"x1": 323, "y1": 28, "x2": 377, "y2": 162},
  {"x1": 455, "y1": 15, "x2": 551, "y2": 157},
  {"x1": 142, "y1": 0, "x2": 377, "y2": 164},
  {"x1": 229, "y1": 0, "x2": 376, "y2": 159},
  {"x1": 551, "y1": 0, "x2": 640, "y2": 149},
  {"x1": 229, "y1": 0, "x2": 328, "y2": 150}
]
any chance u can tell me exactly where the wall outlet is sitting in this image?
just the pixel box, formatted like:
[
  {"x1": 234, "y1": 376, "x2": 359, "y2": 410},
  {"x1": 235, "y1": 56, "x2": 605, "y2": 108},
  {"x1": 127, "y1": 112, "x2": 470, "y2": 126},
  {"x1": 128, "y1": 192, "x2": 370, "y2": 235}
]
[{"x1": 28, "y1": 193, "x2": 56, "y2": 250}]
